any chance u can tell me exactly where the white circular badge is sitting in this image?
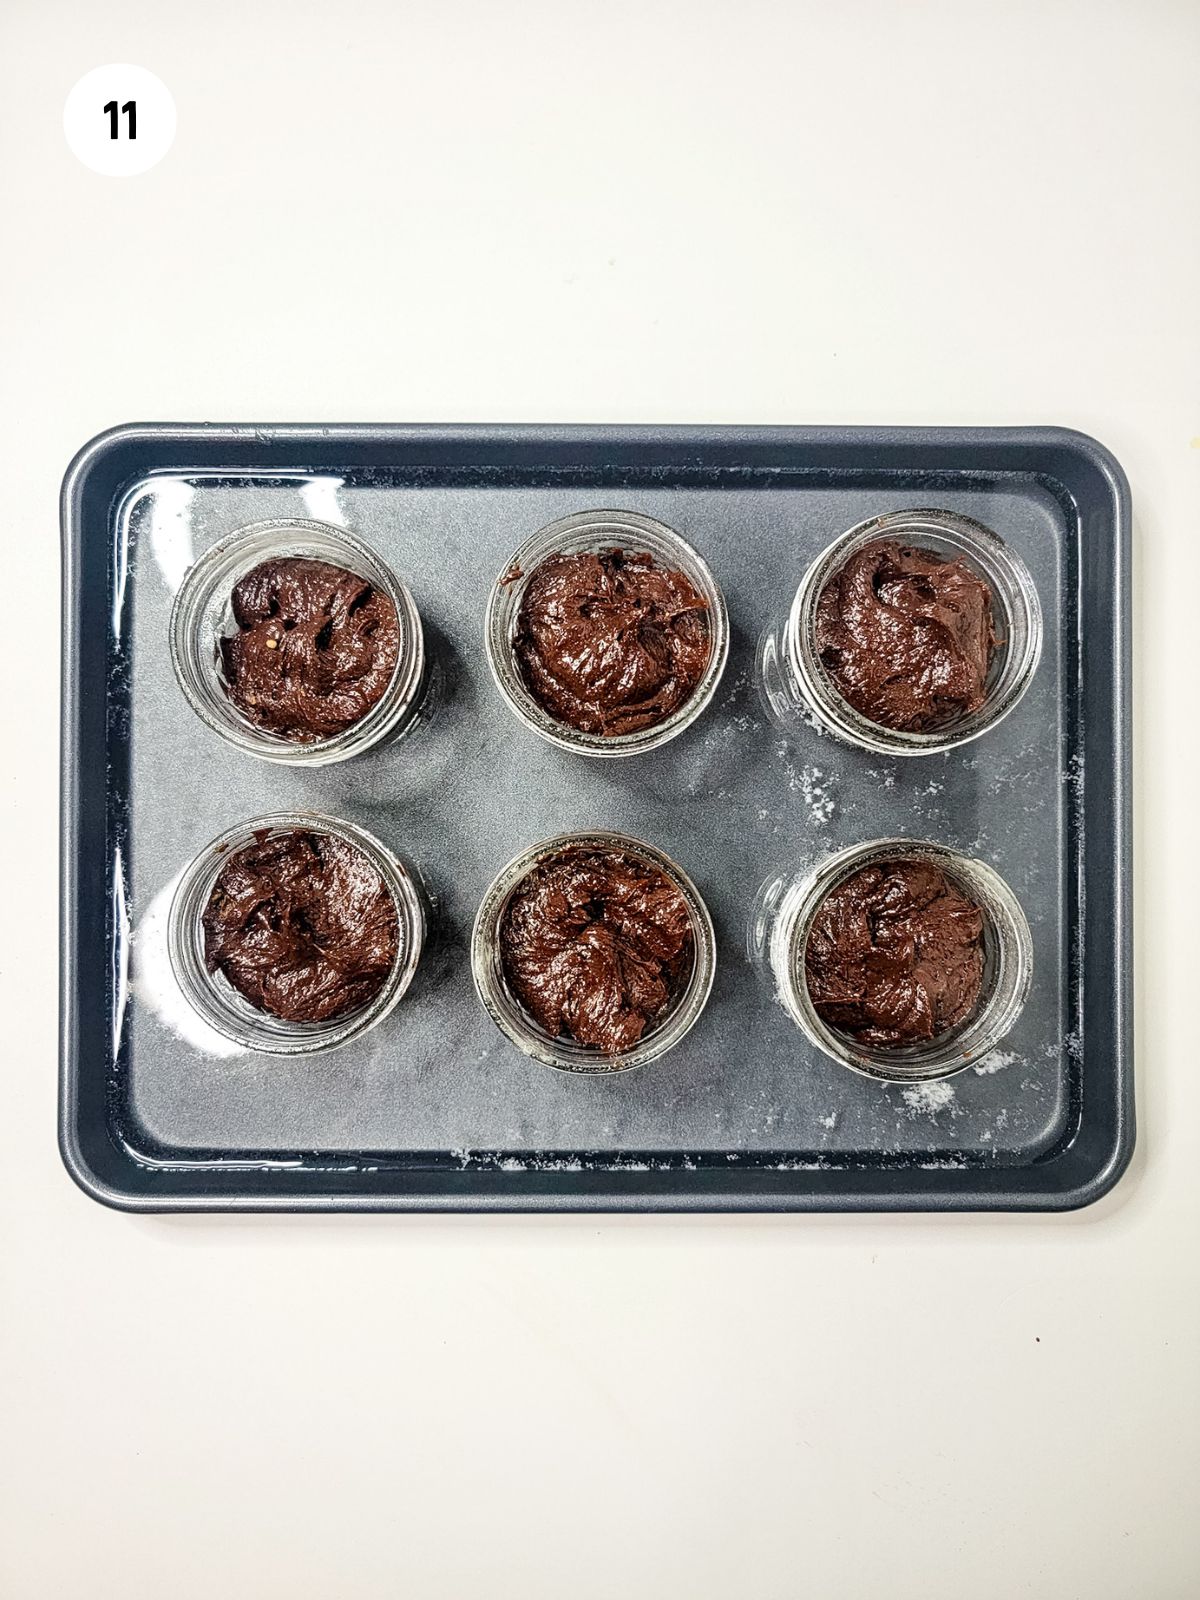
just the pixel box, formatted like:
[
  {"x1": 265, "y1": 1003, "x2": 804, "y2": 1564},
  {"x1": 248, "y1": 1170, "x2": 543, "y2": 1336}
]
[{"x1": 64, "y1": 64, "x2": 176, "y2": 177}]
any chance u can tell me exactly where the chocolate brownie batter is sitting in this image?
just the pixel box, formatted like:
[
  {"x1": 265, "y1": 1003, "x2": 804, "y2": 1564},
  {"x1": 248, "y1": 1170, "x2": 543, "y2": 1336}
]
[
  {"x1": 815, "y1": 540, "x2": 997, "y2": 732},
  {"x1": 513, "y1": 548, "x2": 710, "y2": 736},
  {"x1": 220, "y1": 557, "x2": 399, "y2": 741},
  {"x1": 202, "y1": 830, "x2": 399, "y2": 1023},
  {"x1": 805, "y1": 858, "x2": 985, "y2": 1047},
  {"x1": 499, "y1": 847, "x2": 695, "y2": 1054}
]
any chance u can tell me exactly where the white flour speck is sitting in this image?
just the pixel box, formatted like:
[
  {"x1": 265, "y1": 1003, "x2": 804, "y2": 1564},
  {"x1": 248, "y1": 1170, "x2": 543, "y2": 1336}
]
[
  {"x1": 901, "y1": 1080, "x2": 957, "y2": 1116},
  {"x1": 796, "y1": 766, "x2": 834, "y2": 823},
  {"x1": 775, "y1": 742, "x2": 835, "y2": 821},
  {"x1": 789, "y1": 701, "x2": 828, "y2": 737},
  {"x1": 974, "y1": 1049, "x2": 1018, "y2": 1075}
]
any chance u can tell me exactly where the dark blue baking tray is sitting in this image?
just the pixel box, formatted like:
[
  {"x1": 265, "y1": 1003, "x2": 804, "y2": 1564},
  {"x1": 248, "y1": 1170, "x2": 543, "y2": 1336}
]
[{"x1": 60, "y1": 424, "x2": 1133, "y2": 1211}]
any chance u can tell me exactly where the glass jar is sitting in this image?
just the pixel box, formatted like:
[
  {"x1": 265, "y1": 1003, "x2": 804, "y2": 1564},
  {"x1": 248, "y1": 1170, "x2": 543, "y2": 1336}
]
[
  {"x1": 748, "y1": 838, "x2": 1032, "y2": 1082},
  {"x1": 168, "y1": 812, "x2": 426, "y2": 1054},
  {"x1": 483, "y1": 509, "x2": 729, "y2": 758},
  {"x1": 758, "y1": 508, "x2": 1042, "y2": 755},
  {"x1": 471, "y1": 830, "x2": 717, "y2": 1073},
  {"x1": 170, "y1": 518, "x2": 426, "y2": 765}
]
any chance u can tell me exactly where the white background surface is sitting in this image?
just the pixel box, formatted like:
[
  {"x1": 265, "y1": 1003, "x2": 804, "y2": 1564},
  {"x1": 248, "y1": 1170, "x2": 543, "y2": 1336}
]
[{"x1": 2, "y1": 2, "x2": 1198, "y2": 1595}]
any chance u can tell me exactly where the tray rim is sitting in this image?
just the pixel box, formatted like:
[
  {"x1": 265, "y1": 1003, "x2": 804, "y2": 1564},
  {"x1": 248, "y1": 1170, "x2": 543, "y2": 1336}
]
[{"x1": 60, "y1": 421, "x2": 1134, "y2": 1213}]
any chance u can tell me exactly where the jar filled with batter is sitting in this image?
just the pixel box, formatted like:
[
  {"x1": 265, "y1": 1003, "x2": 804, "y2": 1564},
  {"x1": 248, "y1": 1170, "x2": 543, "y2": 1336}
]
[
  {"x1": 758, "y1": 509, "x2": 1042, "y2": 756},
  {"x1": 748, "y1": 839, "x2": 1032, "y2": 1081},
  {"x1": 168, "y1": 812, "x2": 426, "y2": 1054},
  {"x1": 171, "y1": 519, "x2": 427, "y2": 765},
  {"x1": 484, "y1": 510, "x2": 729, "y2": 758},
  {"x1": 472, "y1": 830, "x2": 717, "y2": 1072}
]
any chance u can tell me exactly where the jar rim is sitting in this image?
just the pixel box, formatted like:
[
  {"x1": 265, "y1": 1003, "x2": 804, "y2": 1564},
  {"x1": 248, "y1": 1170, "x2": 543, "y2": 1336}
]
[
  {"x1": 169, "y1": 518, "x2": 426, "y2": 766},
  {"x1": 483, "y1": 509, "x2": 730, "y2": 759},
  {"x1": 785, "y1": 508, "x2": 1043, "y2": 756},
  {"x1": 167, "y1": 811, "x2": 426, "y2": 1055},
  {"x1": 471, "y1": 829, "x2": 717, "y2": 1073}
]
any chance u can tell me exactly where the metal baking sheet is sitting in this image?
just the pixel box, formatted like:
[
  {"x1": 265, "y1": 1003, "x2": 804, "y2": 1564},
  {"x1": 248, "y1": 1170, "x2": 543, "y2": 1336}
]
[{"x1": 59, "y1": 424, "x2": 1133, "y2": 1210}]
